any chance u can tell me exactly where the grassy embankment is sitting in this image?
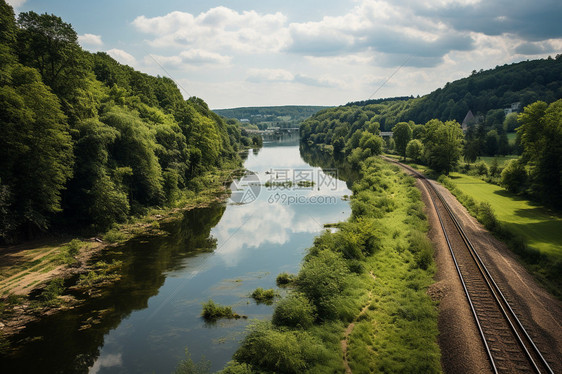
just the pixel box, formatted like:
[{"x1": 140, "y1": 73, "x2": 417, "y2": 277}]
[
  {"x1": 220, "y1": 156, "x2": 441, "y2": 373},
  {"x1": 439, "y1": 173, "x2": 562, "y2": 297},
  {"x1": 385, "y1": 152, "x2": 561, "y2": 297}
]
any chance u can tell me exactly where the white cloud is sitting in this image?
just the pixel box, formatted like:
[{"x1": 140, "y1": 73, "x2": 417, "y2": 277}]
[
  {"x1": 78, "y1": 33, "x2": 103, "y2": 47},
  {"x1": 88, "y1": 353, "x2": 122, "y2": 374},
  {"x1": 146, "y1": 50, "x2": 231, "y2": 69},
  {"x1": 132, "y1": 7, "x2": 289, "y2": 53},
  {"x1": 246, "y1": 68, "x2": 294, "y2": 83},
  {"x1": 6, "y1": 0, "x2": 26, "y2": 9},
  {"x1": 126, "y1": 0, "x2": 561, "y2": 107},
  {"x1": 106, "y1": 49, "x2": 137, "y2": 67}
]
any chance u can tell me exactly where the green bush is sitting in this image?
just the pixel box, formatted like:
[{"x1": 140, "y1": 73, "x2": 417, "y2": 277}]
[
  {"x1": 406, "y1": 139, "x2": 424, "y2": 162},
  {"x1": 297, "y1": 250, "x2": 350, "y2": 320},
  {"x1": 250, "y1": 288, "x2": 276, "y2": 304},
  {"x1": 276, "y1": 272, "x2": 296, "y2": 286},
  {"x1": 39, "y1": 278, "x2": 65, "y2": 302},
  {"x1": 474, "y1": 161, "x2": 490, "y2": 176},
  {"x1": 66, "y1": 239, "x2": 83, "y2": 256},
  {"x1": 173, "y1": 349, "x2": 211, "y2": 374},
  {"x1": 218, "y1": 362, "x2": 254, "y2": 374},
  {"x1": 103, "y1": 229, "x2": 127, "y2": 243},
  {"x1": 477, "y1": 202, "x2": 499, "y2": 231},
  {"x1": 272, "y1": 293, "x2": 316, "y2": 329},
  {"x1": 234, "y1": 322, "x2": 329, "y2": 374},
  {"x1": 201, "y1": 300, "x2": 238, "y2": 321},
  {"x1": 500, "y1": 159, "x2": 527, "y2": 193},
  {"x1": 408, "y1": 230, "x2": 434, "y2": 270}
]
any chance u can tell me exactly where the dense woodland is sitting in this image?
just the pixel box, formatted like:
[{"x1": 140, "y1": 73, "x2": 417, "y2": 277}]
[
  {"x1": 300, "y1": 58, "x2": 562, "y2": 208},
  {"x1": 0, "y1": 1, "x2": 255, "y2": 243}
]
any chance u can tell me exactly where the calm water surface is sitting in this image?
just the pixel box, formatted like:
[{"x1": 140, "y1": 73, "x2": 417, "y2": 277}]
[{"x1": 1, "y1": 137, "x2": 352, "y2": 373}]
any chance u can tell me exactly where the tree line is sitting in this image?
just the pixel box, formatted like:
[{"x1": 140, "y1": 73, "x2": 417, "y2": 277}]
[
  {"x1": 335, "y1": 57, "x2": 562, "y2": 133},
  {"x1": 0, "y1": 1, "x2": 254, "y2": 243},
  {"x1": 301, "y1": 97, "x2": 562, "y2": 208}
]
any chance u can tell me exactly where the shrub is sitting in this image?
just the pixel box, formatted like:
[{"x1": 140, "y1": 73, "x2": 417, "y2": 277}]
[
  {"x1": 39, "y1": 278, "x2": 65, "y2": 302},
  {"x1": 406, "y1": 139, "x2": 424, "y2": 163},
  {"x1": 474, "y1": 161, "x2": 489, "y2": 176},
  {"x1": 66, "y1": 239, "x2": 83, "y2": 256},
  {"x1": 297, "y1": 250, "x2": 350, "y2": 320},
  {"x1": 477, "y1": 202, "x2": 499, "y2": 231},
  {"x1": 272, "y1": 293, "x2": 316, "y2": 329},
  {"x1": 276, "y1": 272, "x2": 296, "y2": 286},
  {"x1": 218, "y1": 362, "x2": 253, "y2": 374},
  {"x1": 408, "y1": 230, "x2": 434, "y2": 270},
  {"x1": 201, "y1": 300, "x2": 238, "y2": 321},
  {"x1": 173, "y1": 349, "x2": 211, "y2": 374},
  {"x1": 103, "y1": 229, "x2": 127, "y2": 243},
  {"x1": 234, "y1": 322, "x2": 329, "y2": 373},
  {"x1": 251, "y1": 288, "x2": 276, "y2": 304},
  {"x1": 500, "y1": 159, "x2": 527, "y2": 193}
]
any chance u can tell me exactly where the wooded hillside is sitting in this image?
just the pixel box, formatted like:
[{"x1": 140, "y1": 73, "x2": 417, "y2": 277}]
[{"x1": 0, "y1": 1, "x2": 247, "y2": 242}]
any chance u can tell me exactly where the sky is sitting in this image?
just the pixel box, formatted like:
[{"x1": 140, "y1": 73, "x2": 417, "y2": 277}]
[{"x1": 7, "y1": 0, "x2": 562, "y2": 109}]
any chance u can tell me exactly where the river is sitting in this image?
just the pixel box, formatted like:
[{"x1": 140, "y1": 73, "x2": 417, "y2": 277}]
[{"x1": 0, "y1": 136, "x2": 352, "y2": 373}]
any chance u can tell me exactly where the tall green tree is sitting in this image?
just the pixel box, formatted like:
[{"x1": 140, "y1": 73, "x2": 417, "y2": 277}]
[
  {"x1": 16, "y1": 11, "x2": 90, "y2": 112},
  {"x1": 392, "y1": 122, "x2": 412, "y2": 160},
  {"x1": 0, "y1": 65, "x2": 73, "y2": 237},
  {"x1": 406, "y1": 139, "x2": 424, "y2": 163},
  {"x1": 0, "y1": 0, "x2": 17, "y2": 83},
  {"x1": 517, "y1": 100, "x2": 562, "y2": 207},
  {"x1": 423, "y1": 119, "x2": 463, "y2": 174}
]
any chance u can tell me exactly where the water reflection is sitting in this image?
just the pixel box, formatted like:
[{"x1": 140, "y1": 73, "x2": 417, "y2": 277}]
[{"x1": 0, "y1": 139, "x2": 352, "y2": 373}]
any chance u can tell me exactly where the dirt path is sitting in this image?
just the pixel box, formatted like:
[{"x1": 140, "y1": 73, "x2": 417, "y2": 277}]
[
  {"x1": 0, "y1": 239, "x2": 105, "y2": 297},
  {"x1": 341, "y1": 272, "x2": 377, "y2": 374},
  {"x1": 389, "y1": 158, "x2": 562, "y2": 373}
]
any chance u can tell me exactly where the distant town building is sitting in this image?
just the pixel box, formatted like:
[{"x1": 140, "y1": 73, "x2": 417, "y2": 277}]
[
  {"x1": 503, "y1": 102, "x2": 521, "y2": 115},
  {"x1": 380, "y1": 131, "x2": 393, "y2": 138},
  {"x1": 240, "y1": 119, "x2": 250, "y2": 123}
]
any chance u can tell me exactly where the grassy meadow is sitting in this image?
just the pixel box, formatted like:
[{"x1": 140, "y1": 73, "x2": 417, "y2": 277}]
[{"x1": 447, "y1": 172, "x2": 562, "y2": 259}]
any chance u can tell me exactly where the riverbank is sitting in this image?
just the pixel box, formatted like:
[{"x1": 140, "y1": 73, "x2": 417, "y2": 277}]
[
  {"x1": 222, "y1": 154, "x2": 441, "y2": 373},
  {"x1": 0, "y1": 167, "x2": 238, "y2": 339}
]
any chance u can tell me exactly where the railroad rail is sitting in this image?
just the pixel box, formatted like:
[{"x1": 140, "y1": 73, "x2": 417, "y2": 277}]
[{"x1": 385, "y1": 158, "x2": 554, "y2": 374}]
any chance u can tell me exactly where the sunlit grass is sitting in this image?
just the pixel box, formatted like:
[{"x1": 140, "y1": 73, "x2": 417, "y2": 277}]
[{"x1": 449, "y1": 172, "x2": 562, "y2": 259}]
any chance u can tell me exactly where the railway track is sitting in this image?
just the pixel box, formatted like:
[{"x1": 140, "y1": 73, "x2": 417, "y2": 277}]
[{"x1": 386, "y1": 158, "x2": 554, "y2": 374}]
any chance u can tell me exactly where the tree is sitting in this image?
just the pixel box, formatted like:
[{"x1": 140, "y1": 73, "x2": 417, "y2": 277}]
[
  {"x1": 359, "y1": 132, "x2": 383, "y2": 156},
  {"x1": 16, "y1": 11, "x2": 90, "y2": 101},
  {"x1": 485, "y1": 130, "x2": 499, "y2": 156},
  {"x1": 332, "y1": 136, "x2": 345, "y2": 154},
  {"x1": 406, "y1": 139, "x2": 424, "y2": 163},
  {"x1": 0, "y1": 0, "x2": 17, "y2": 83},
  {"x1": 500, "y1": 159, "x2": 527, "y2": 193},
  {"x1": 423, "y1": 119, "x2": 463, "y2": 174},
  {"x1": 0, "y1": 65, "x2": 73, "y2": 237},
  {"x1": 503, "y1": 112, "x2": 519, "y2": 132},
  {"x1": 392, "y1": 122, "x2": 412, "y2": 160},
  {"x1": 517, "y1": 100, "x2": 562, "y2": 206}
]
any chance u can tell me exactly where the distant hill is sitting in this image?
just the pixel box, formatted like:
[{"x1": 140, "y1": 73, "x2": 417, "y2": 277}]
[
  {"x1": 213, "y1": 105, "x2": 331, "y2": 129},
  {"x1": 405, "y1": 56, "x2": 562, "y2": 124},
  {"x1": 317, "y1": 56, "x2": 562, "y2": 131}
]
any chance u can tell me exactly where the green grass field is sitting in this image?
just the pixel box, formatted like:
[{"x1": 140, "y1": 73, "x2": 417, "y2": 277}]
[
  {"x1": 476, "y1": 155, "x2": 518, "y2": 167},
  {"x1": 448, "y1": 172, "x2": 562, "y2": 260},
  {"x1": 507, "y1": 132, "x2": 517, "y2": 145}
]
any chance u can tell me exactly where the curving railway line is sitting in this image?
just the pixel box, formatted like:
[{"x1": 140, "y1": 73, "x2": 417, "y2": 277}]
[{"x1": 386, "y1": 158, "x2": 555, "y2": 374}]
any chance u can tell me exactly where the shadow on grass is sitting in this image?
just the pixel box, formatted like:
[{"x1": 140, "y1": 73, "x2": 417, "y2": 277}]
[{"x1": 503, "y1": 219, "x2": 562, "y2": 254}]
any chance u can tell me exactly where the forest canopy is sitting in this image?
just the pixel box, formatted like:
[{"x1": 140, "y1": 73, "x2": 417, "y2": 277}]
[{"x1": 0, "y1": 1, "x2": 249, "y2": 242}]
